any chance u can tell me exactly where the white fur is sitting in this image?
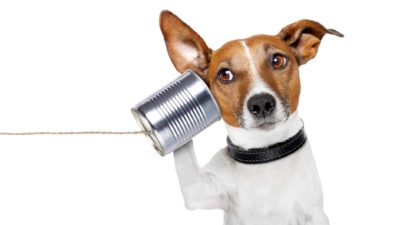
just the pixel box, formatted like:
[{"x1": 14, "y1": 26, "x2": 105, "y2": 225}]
[
  {"x1": 173, "y1": 113, "x2": 329, "y2": 225},
  {"x1": 239, "y1": 41, "x2": 287, "y2": 129},
  {"x1": 240, "y1": 41, "x2": 260, "y2": 84}
]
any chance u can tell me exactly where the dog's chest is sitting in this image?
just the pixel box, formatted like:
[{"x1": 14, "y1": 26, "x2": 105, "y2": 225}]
[{"x1": 221, "y1": 144, "x2": 323, "y2": 224}]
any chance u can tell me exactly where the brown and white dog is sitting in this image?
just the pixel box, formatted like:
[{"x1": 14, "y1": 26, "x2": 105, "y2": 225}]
[{"x1": 159, "y1": 10, "x2": 342, "y2": 225}]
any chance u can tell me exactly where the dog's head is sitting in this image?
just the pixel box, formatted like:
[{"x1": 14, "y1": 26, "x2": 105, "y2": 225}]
[{"x1": 160, "y1": 10, "x2": 342, "y2": 130}]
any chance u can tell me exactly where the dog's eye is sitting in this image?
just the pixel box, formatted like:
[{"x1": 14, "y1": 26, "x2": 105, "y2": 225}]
[
  {"x1": 271, "y1": 53, "x2": 288, "y2": 70},
  {"x1": 217, "y1": 68, "x2": 235, "y2": 83}
]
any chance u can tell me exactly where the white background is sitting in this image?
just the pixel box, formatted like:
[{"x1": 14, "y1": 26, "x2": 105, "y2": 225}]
[{"x1": 0, "y1": 0, "x2": 399, "y2": 224}]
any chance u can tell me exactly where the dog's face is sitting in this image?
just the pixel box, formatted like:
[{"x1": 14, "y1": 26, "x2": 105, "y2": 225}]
[
  {"x1": 206, "y1": 36, "x2": 300, "y2": 129},
  {"x1": 160, "y1": 10, "x2": 342, "y2": 130}
]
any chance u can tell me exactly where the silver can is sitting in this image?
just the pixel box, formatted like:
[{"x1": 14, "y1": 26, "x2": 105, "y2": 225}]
[{"x1": 132, "y1": 70, "x2": 221, "y2": 156}]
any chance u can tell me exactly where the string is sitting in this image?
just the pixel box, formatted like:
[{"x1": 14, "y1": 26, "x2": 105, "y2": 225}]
[{"x1": 0, "y1": 130, "x2": 148, "y2": 136}]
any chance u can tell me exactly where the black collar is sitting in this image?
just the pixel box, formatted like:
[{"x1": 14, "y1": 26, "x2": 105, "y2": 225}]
[{"x1": 227, "y1": 127, "x2": 307, "y2": 164}]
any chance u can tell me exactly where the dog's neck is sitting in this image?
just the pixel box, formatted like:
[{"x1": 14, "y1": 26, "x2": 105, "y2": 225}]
[{"x1": 225, "y1": 112, "x2": 303, "y2": 150}]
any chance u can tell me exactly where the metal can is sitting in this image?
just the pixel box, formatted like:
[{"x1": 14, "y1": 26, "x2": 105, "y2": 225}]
[{"x1": 132, "y1": 70, "x2": 221, "y2": 156}]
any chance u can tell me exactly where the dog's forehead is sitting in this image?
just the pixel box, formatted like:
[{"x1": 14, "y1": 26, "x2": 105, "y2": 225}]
[
  {"x1": 211, "y1": 35, "x2": 291, "y2": 64},
  {"x1": 211, "y1": 41, "x2": 244, "y2": 63},
  {"x1": 244, "y1": 34, "x2": 289, "y2": 50}
]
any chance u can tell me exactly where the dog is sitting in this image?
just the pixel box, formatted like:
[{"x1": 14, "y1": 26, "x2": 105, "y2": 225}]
[{"x1": 159, "y1": 10, "x2": 343, "y2": 225}]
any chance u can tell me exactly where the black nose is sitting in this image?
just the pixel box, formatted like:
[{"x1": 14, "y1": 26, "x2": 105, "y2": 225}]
[{"x1": 247, "y1": 93, "x2": 276, "y2": 118}]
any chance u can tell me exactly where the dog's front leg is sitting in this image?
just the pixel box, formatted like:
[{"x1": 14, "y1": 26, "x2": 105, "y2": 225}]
[{"x1": 174, "y1": 140, "x2": 226, "y2": 210}]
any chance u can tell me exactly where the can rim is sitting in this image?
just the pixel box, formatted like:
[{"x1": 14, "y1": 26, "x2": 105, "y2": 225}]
[{"x1": 131, "y1": 108, "x2": 166, "y2": 156}]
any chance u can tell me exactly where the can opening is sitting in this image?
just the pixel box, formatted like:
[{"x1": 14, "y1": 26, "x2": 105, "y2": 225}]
[{"x1": 131, "y1": 108, "x2": 166, "y2": 156}]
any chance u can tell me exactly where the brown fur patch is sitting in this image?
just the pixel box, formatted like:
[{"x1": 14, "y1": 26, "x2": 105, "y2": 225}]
[{"x1": 205, "y1": 41, "x2": 252, "y2": 127}]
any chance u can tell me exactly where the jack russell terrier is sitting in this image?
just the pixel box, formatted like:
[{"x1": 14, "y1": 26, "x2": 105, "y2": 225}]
[{"x1": 159, "y1": 10, "x2": 343, "y2": 225}]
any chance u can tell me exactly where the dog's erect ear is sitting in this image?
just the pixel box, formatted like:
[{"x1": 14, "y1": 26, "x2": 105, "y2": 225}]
[
  {"x1": 160, "y1": 10, "x2": 212, "y2": 76},
  {"x1": 278, "y1": 19, "x2": 343, "y2": 65}
]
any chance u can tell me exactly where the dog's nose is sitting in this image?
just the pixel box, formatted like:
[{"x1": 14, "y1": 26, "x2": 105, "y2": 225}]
[{"x1": 247, "y1": 93, "x2": 276, "y2": 118}]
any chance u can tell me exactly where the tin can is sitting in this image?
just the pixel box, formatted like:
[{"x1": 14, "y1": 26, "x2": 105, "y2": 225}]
[{"x1": 132, "y1": 70, "x2": 221, "y2": 156}]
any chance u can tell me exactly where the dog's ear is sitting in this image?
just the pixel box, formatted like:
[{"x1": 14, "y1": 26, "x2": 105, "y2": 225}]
[
  {"x1": 160, "y1": 10, "x2": 212, "y2": 77},
  {"x1": 278, "y1": 19, "x2": 343, "y2": 65}
]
